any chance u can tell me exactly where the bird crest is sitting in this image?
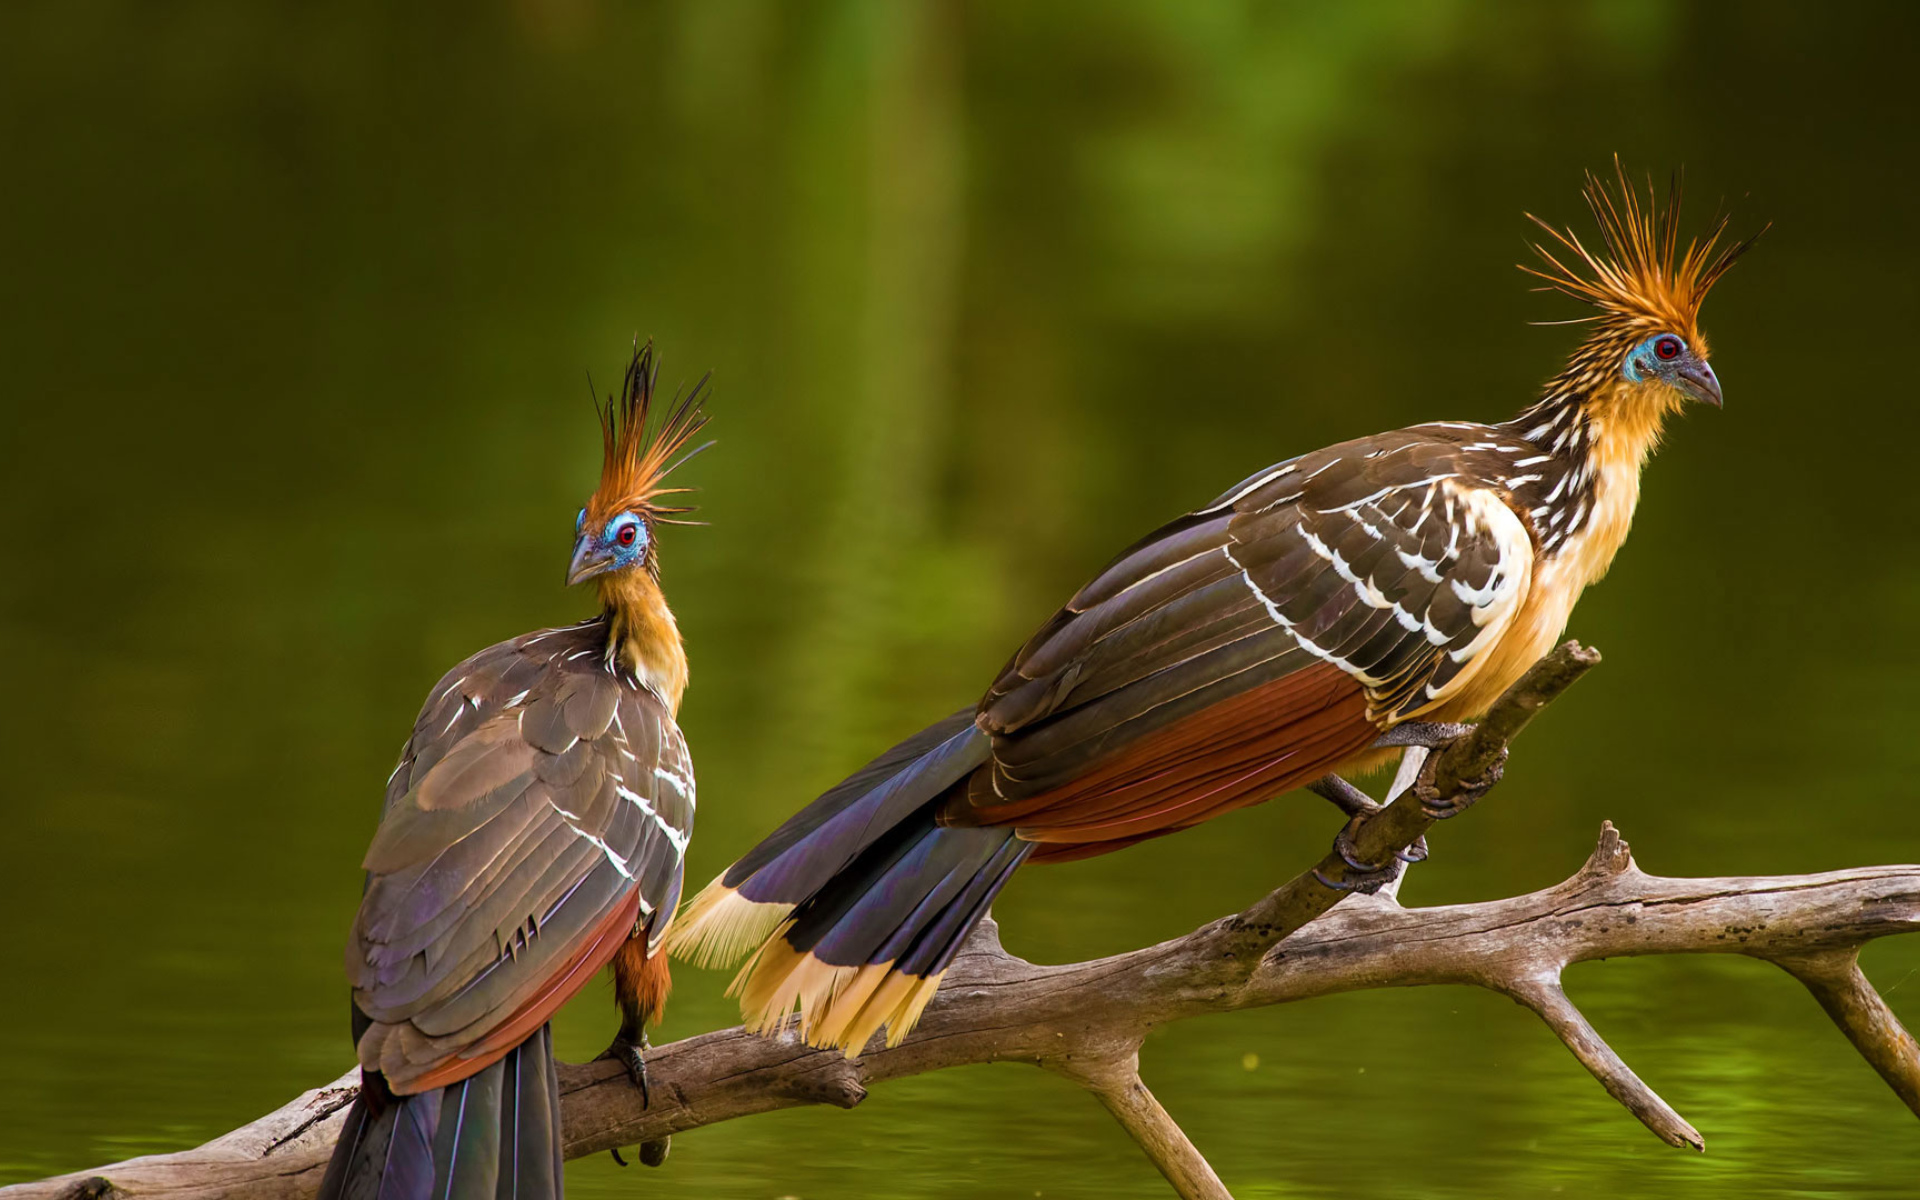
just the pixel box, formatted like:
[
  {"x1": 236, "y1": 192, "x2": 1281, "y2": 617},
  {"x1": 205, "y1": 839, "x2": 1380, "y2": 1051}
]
[
  {"x1": 1523, "y1": 158, "x2": 1763, "y2": 340},
  {"x1": 587, "y1": 338, "x2": 713, "y2": 529}
]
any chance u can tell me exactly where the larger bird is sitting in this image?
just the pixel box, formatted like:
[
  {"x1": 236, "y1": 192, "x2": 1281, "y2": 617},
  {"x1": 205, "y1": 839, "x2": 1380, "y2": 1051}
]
[
  {"x1": 670, "y1": 167, "x2": 1757, "y2": 1057},
  {"x1": 318, "y1": 342, "x2": 707, "y2": 1200}
]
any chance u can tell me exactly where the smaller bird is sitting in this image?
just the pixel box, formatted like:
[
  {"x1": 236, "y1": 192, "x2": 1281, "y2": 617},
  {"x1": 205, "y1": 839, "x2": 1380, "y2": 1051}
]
[
  {"x1": 318, "y1": 341, "x2": 708, "y2": 1200},
  {"x1": 669, "y1": 164, "x2": 1757, "y2": 1059}
]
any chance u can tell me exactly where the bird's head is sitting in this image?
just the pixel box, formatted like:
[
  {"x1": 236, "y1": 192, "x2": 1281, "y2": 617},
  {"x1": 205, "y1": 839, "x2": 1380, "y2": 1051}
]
[
  {"x1": 1524, "y1": 160, "x2": 1763, "y2": 417},
  {"x1": 1620, "y1": 328, "x2": 1721, "y2": 408},
  {"x1": 565, "y1": 505, "x2": 653, "y2": 586},
  {"x1": 567, "y1": 339, "x2": 712, "y2": 590}
]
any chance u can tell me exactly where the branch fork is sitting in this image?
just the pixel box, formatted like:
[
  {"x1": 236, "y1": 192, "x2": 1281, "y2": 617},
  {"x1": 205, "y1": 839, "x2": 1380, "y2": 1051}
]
[{"x1": 11, "y1": 643, "x2": 1919, "y2": 1200}]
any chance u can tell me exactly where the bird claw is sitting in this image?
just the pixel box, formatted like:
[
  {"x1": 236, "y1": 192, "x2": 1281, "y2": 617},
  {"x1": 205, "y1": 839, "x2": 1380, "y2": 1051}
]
[
  {"x1": 1417, "y1": 748, "x2": 1507, "y2": 819},
  {"x1": 608, "y1": 1141, "x2": 671, "y2": 1168},
  {"x1": 598, "y1": 1033, "x2": 673, "y2": 1167},
  {"x1": 1315, "y1": 818, "x2": 1404, "y2": 893},
  {"x1": 596, "y1": 1034, "x2": 652, "y2": 1108}
]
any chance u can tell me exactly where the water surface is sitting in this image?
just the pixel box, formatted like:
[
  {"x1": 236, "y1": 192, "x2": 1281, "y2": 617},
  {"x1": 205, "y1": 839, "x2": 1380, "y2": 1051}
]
[{"x1": 4, "y1": 2, "x2": 1919, "y2": 1196}]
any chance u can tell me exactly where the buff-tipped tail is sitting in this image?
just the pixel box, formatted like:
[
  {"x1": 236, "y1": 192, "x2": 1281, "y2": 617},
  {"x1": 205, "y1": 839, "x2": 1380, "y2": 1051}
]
[
  {"x1": 665, "y1": 875, "x2": 792, "y2": 970},
  {"x1": 732, "y1": 941, "x2": 946, "y2": 1057},
  {"x1": 722, "y1": 815, "x2": 1032, "y2": 1056},
  {"x1": 666, "y1": 708, "x2": 1019, "y2": 1053}
]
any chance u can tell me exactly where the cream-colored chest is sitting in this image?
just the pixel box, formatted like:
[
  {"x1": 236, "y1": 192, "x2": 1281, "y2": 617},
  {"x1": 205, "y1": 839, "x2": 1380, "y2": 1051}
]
[{"x1": 1426, "y1": 408, "x2": 1656, "y2": 721}]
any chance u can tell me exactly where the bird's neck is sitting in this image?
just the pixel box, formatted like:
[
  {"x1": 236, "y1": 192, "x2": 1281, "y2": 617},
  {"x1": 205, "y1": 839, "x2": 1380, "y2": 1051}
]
[
  {"x1": 597, "y1": 570, "x2": 688, "y2": 714},
  {"x1": 1503, "y1": 370, "x2": 1677, "y2": 586}
]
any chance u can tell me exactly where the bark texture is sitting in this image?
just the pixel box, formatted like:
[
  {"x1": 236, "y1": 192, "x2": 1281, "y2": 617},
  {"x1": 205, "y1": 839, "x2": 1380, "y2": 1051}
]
[{"x1": 11, "y1": 644, "x2": 1918, "y2": 1200}]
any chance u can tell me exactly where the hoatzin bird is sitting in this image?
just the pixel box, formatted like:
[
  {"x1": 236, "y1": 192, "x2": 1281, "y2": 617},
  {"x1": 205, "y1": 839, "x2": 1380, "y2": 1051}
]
[
  {"x1": 318, "y1": 342, "x2": 708, "y2": 1200},
  {"x1": 669, "y1": 166, "x2": 1758, "y2": 1057}
]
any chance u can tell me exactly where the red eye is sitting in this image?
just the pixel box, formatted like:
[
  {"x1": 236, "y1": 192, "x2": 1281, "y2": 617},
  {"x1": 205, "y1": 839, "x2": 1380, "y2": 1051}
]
[
  {"x1": 616, "y1": 524, "x2": 638, "y2": 547},
  {"x1": 1655, "y1": 336, "x2": 1683, "y2": 361}
]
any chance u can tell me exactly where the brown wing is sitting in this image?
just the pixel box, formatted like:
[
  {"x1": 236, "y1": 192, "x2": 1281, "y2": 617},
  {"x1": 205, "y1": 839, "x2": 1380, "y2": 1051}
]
[
  {"x1": 345, "y1": 618, "x2": 694, "y2": 1094},
  {"x1": 955, "y1": 425, "x2": 1535, "y2": 846}
]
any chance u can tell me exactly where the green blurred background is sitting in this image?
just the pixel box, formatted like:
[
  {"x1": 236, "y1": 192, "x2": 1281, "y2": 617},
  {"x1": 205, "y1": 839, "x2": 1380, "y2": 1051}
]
[{"x1": 4, "y1": 1, "x2": 1919, "y2": 1196}]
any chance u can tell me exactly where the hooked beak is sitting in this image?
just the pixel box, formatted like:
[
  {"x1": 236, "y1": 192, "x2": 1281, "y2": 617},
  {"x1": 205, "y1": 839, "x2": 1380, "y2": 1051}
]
[
  {"x1": 1677, "y1": 359, "x2": 1723, "y2": 408},
  {"x1": 566, "y1": 536, "x2": 615, "y2": 586}
]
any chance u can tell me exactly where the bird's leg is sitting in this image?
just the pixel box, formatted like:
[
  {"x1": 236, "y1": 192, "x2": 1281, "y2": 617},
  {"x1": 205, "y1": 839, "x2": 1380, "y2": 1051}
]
[
  {"x1": 1369, "y1": 721, "x2": 1473, "y2": 751},
  {"x1": 598, "y1": 1013, "x2": 651, "y2": 1106},
  {"x1": 599, "y1": 1016, "x2": 673, "y2": 1167},
  {"x1": 603, "y1": 939, "x2": 673, "y2": 1166},
  {"x1": 1370, "y1": 721, "x2": 1501, "y2": 819},
  {"x1": 599, "y1": 1015, "x2": 649, "y2": 1167},
  {"x1": 1308, "y1": 773, "x2": 1428, "y2": 868},
  {"x1": 1308, "y1": 742, "x2": 1450, "y2": 894},
  {"x1": 1308, "y1": 775, "x2": 1410, "y2": 894},
  {"x1": 1305, "y1": 773, "x2": 1376, "y2": 819}
]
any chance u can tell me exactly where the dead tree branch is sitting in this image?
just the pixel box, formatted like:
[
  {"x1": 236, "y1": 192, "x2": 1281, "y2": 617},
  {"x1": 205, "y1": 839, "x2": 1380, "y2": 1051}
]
[{"x1": 11, "y1": 643, "x2": 1919, "y2": 1200}]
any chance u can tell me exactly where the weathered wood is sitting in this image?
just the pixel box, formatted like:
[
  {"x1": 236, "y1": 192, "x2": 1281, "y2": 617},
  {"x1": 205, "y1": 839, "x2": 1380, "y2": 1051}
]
[
  {"x1": 14, "y1": 846, "x2": 1918, "y2": 1200},
  {"x1": 1777, "y1": 948, "x2": 1920, "y2": 1113},
  {"x1": 1059, "y1": 1051, "x2": 1233, "y2": 1200},
  {"x1": 11, "y1": 643, "x2": 1918, "y2": 1199},
  {"x1": 1219, "y1": 639, "x2": 1599, "y2": 953}
]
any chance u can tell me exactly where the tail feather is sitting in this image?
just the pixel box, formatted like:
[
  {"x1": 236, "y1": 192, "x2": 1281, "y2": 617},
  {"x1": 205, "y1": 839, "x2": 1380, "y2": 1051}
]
[
  {"x1": 802, "y1": 816, "x2": 1010, "y2": 968},
  {"x1": 670, "y1": 709, "x2": 1030, "y2": 1055},
  {"x1": 667, "y1": 710, "x2": 988, "y2": 969},
  {"x1": 776, "y1": 829, "x2": 1022, "y2": 1054},
  {"x1": 732, "y1": 803, "x2": 1032, "y2": 1055},
  {"x1": 319, "y1": 1026, "x2": 562, "y2": 1200},
  {"x1": 895, "y1": 832, "x2": 1029, "y2": 977},
  {"x1": 727, "y1": 709, "x2": 979, "y2": 885},
  {"x1": 381, "y1": 1089, "x2": 440, "y2": 1200},
  {"x1": 431, "y1": 1060, "x2": 501, "y2": 1197},
  {"x1": 665, "y1": 878, "x2": 790, "y2": 972},
  {"x1": 503, "y1": 1026, "x2": 564, "y2": 1200}
]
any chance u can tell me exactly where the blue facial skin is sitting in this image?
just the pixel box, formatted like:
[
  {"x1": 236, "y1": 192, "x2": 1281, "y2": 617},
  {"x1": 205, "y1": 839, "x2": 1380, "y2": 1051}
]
[
  {"x1": 602, "y1": 514, "x2": 649, "y2": 570},
  {"x1": 1622, "y1": 331, "x2": 1724, "y2": 407},
  {"x1": 566, "y1": 510, "x2": 649, "y2": 585}
]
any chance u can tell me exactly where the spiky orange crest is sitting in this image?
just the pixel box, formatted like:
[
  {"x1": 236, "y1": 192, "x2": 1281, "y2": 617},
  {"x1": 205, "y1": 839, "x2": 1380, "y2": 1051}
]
[
  {"x1": 1523, "y1": 158, "x2": 1763, "y2": 344},
  {"x1": 586, "y1": 338, "x2": 713, "y2": 536}
]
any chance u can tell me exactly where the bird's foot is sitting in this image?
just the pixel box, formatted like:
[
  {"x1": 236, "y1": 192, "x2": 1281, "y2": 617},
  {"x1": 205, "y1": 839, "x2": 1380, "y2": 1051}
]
[
  {"x1": 1307, "y1": 775, "x2": 1428, "y2": 863},
  {"x1": 1312, "y1": 816, "x2": 1407, "y2": 893},
  {"x1": 610, "y1": 1142, "x2": 671, "y2": 1169},
  {"x1": 1370, "y1": 721, "x2": 1473, "y2": 751},
  {"x1": 597, "y1": 1033, "x2": 652, "y2": 1106},
  {"x1": 598, "y1": 1031, "x2": 673, "y2": 1168},
  {"x1": 1415, "y1": 746, "x2": 1508, "y2": 820}
]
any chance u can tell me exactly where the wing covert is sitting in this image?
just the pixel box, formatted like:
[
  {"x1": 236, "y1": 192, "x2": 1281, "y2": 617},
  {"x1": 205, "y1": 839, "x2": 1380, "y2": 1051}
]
[
  {"x1": 972, "y1": 429, "x2": 1537, "y2": 812},
  {"x1": 344, "y1": 619, "x2": 693, "y2": 1091}
]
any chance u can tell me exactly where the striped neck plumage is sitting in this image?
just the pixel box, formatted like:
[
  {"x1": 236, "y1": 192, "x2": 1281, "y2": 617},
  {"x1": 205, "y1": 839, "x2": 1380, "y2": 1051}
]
[
  {"x1": 1502, "y1": 352, "x2": 1679, "y2": 574},
  {"x1": 597, "y1": 569, "x2": 688, "y2": 714}
]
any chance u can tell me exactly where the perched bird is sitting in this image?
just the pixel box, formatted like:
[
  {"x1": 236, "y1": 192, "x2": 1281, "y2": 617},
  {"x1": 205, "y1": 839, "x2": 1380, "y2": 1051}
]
[
  {"x1": 669, "y1": 165, "x2": 1758, "y2": 1057},
  {"x1": 318, "y1": 342, "x2": 708, "y2": 1200}
]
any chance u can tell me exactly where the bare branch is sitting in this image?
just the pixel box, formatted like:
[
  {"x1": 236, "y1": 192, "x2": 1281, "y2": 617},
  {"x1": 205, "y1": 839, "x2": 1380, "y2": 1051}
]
[
  {"x1": 1501, "y1": 974, "x2": 1703, "y2": 1150},
  {"x1": 1222, "y1": 640, "x2": 1601, "y2": 949},
  {"x1": 1050, "y1": 1052, "x2": 1231, "y2": 1200},
  {"x1": 10, "y1": 643, "x2": 1918, "y2": 1200},
  {"x1": 13, "y1": 837, "x2": 1917, "y2": 1200},
  {"x1": 1776, "y1": 948, "x2": 1920, "y2": 1113}
]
